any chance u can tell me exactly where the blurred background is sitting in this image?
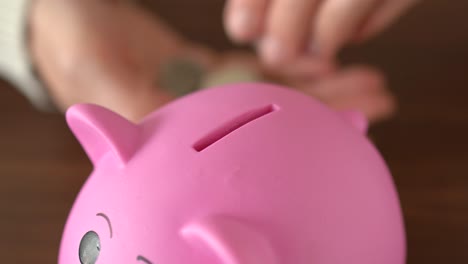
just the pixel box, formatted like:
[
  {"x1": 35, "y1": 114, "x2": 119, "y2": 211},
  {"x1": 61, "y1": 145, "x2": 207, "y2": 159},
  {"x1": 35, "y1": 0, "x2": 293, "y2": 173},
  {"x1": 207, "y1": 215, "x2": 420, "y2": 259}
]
[{"x1": 0, "y1": 0, "x2": 467, "y2": 263}]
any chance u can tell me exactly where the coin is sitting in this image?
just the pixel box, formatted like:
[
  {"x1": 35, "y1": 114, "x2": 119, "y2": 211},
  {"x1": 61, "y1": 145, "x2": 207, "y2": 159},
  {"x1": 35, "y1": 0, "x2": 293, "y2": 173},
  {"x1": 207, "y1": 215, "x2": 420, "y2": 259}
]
[
  {"x1": 201, "y1": 65, "x2": 263, "y2": 89},
  {"x1": 157, "y1": 57, "x2": 206, "y2": 96}
]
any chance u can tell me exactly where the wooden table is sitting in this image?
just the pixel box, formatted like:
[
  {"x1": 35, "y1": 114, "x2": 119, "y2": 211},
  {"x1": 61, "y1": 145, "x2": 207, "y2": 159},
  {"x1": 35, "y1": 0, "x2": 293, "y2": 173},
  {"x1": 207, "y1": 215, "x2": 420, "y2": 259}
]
[{"x1": 0, "y1": 0, "x2": 467, "y2": 263}]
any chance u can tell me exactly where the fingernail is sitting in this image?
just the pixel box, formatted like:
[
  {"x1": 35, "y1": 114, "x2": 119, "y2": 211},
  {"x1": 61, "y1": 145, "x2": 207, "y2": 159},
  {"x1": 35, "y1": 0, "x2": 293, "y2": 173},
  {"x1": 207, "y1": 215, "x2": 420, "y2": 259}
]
[
  {"x1": 259, "y1": 37, "x2": 285, "y2": 66},
  {"x1": 228, "y1": 8, "x2": 255, "y2": 41}
]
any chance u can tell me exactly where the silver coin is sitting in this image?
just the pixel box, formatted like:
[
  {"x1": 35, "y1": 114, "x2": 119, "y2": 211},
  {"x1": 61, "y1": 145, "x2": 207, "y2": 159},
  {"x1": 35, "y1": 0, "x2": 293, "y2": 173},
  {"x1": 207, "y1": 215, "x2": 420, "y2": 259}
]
[
  {"x1": 157, "y1": 57, "x2": 206, "y2": 96},
  {"x1": 201, "y1": 65, "x2": 262, "y2": 89}
]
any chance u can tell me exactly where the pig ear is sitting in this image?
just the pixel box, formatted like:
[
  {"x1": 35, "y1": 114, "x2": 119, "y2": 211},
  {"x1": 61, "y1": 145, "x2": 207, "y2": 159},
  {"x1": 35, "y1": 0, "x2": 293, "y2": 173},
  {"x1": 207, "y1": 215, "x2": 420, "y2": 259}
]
[
  {"x1": 338, "y1": 110, "x2": 369, "y2": 134},
  {"x1": 66, "y1": 104, "x2": 140, "y2": 167},
  {"x1": 181, "y1": 216, "x2": 278, "y2": 264}
]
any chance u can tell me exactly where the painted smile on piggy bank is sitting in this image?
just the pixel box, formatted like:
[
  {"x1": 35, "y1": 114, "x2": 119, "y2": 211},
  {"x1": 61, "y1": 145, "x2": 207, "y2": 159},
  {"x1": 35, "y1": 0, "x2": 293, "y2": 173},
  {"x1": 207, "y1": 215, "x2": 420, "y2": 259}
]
[{"x1": 59, "y1": 83, "x2": 405, "y2": 264}]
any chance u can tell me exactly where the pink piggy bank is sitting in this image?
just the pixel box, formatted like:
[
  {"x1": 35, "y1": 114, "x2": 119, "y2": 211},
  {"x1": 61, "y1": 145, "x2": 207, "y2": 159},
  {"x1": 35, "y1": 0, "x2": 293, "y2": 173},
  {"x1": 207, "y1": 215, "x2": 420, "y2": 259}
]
[{"x1": 59, "y1": 83, "x2": 405, "y2": 264}]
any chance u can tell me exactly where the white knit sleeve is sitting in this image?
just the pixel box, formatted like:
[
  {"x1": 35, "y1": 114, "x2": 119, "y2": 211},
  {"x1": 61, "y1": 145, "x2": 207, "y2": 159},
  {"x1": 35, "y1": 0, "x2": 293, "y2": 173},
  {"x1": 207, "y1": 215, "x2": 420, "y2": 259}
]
[{"x1": 0, "y1": 0, "x2": 53, "y2": 111}]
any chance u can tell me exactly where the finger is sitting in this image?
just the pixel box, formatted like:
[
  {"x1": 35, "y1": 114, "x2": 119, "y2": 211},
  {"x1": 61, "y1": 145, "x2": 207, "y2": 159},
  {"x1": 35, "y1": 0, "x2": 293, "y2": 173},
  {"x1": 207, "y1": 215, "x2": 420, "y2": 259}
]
[
  {"x1": 314, "y1": 0, "x2": 382, "y2": 59},
  {"x1": 259, "y1": 0, "x2": 320, "y2": 66},
  {"x1": 95, "y1": 84, "x2": 174, "y2": 122},
  {"x1": 271, "y1": 56, "x2": 337, "y2": 80},
  {"x1": 356, "y1": 0, "x2": 420, "y2": 41},
  {"x1": 224, "y1": 0, "x2": 269, "y2": 43},
  {"x1": 329, "y1": 90, "x2": 396, "y2": 122},
  {"x1": 304, "y1": 66, "x2": 397, "y2": 122},
  {"x1": 311, "y1": 66, "x2": 386, "y2": 98}
]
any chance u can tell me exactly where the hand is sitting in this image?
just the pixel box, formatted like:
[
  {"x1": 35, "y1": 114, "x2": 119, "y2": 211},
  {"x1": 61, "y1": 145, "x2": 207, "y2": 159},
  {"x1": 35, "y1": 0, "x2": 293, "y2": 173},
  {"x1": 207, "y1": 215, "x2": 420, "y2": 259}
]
[
  {"x1": 29, "y1": 0, "x2": 395, "y2": 124},
  {"x1": 29, "y1": 0, "x2": 216, "y2": 121},
  {"x1": 293, "y1": 66, "x2": 396, "y2": 122},
  {"x1": 216, "y1": 52, "x2": 396, "y2": 123},
  {"x1": 222, "y1": 0, "x2": 406, "y2": 123},
  {"x1": 224, "y1": 0, "x2": 420, "y2": 66}
]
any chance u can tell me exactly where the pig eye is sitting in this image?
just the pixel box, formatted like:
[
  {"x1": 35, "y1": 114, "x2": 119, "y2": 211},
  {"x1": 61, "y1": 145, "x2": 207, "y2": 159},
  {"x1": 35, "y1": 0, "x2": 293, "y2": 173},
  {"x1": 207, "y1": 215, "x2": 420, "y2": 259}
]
[{"x1": 79, "y1": 231, "x2": 101, "y2": 264}]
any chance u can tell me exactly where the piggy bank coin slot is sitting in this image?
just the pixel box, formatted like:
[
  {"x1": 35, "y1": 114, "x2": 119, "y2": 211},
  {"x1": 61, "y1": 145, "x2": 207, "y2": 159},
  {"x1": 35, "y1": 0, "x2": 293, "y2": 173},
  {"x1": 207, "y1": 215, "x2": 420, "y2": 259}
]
[{"x1": 193, "y1": 104, "x2": 278, "y2": 152}]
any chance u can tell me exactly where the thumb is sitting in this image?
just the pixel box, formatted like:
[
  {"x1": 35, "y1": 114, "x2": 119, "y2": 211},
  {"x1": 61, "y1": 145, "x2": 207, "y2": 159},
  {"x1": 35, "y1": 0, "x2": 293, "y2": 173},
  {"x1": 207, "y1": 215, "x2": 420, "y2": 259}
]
[{"x1": 60, "y1": 62, "x2": 174, "y2": 122}]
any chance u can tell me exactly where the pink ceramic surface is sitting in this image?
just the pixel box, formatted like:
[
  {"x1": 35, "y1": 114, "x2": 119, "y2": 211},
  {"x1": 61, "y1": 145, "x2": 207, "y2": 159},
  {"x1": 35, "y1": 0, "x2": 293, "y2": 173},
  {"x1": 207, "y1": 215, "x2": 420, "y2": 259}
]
[{"x1": 59, "y1": 83, "x2": 405, "y2": 264}]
